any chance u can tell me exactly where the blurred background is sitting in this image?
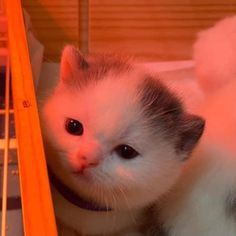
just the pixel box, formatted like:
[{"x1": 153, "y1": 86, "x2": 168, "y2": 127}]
[{"x1": 22, "y1": 0, "x2": 236, "y2": 61}]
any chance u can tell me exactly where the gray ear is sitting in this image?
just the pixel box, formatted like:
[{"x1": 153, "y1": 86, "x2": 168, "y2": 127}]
[
  {"x1": 60, "y1": 45, "x2": 89, "y2": 83},
  {"x1": 177, "y1": 114, "x2": 205, "y2": 158}
]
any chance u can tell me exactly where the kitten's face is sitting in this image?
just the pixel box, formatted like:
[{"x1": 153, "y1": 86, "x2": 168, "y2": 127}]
[{"x1": 41, "y1": 46, "x2": 204, "y2": 210}]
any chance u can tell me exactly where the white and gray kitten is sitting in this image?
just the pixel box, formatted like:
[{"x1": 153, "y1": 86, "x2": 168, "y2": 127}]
[{"x1": 39, "y1": 46, "x2": 204, "y2": 236}]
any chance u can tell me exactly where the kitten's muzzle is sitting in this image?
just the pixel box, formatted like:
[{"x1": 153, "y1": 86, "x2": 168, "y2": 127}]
[{"x1": 73, "y1": 154, "x2": 100, "y2": 174}]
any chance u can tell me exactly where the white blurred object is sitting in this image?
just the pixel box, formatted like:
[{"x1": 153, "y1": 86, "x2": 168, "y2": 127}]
[
  {"x1": 23, "y1": 9, "x2": 44, "y2": 89},
  {"x1": 193, "y1": 15, "x2": 236, "y2": 94},
  {"x1": 199, "y1": 78, "x2": 236, "y2": 154},
  {"x1": 37, "y1": 62, "x2": 59, "y2": 103}
]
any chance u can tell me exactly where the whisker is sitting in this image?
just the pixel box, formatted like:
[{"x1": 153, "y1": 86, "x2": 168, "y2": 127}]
[
  {"x1": 117, "y1": 185, "x2": 137, "y2": 225},
  {"x1": 94, "y1": 172, "x2": 111, "y2": 213}
]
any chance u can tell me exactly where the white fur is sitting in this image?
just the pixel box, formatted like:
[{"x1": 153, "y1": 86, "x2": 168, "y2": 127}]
[
  {"x1": 193, "y1": 15, "x2": 236, "y2": 94},
  {"x1": 153, "y1": 143, "x2": 236, "y2": 236},
  {"x1": 40, "y1": 67, "x2": 184, "y2": 235}
]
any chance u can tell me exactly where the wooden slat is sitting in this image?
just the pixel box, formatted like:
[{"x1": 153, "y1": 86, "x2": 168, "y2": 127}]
[
  {"x1": 1, "y1": 49, "x2": 10, "y2": 236},
  {"x1": 79, "y1": 0, "x2": 89, "y2": 53},
  {"x1": 89, "y1": 0, "x2": 236, "y2": 61},
  {"x1": 22, "y1": 0, "x2": 79, "y2": 61},
  {"x1": 21, "y1": 0, "x2": 236, "y2": 60},
  {"x1": 5, "y1": 0, "x2": 58, "y2": 235}
]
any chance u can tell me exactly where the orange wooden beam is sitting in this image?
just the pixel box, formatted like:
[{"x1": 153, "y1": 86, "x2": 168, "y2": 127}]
[{"x1": 5, "y1": 0, "x2": 58, "y2": 235}]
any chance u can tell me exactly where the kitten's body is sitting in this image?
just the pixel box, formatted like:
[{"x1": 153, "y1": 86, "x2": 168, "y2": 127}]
[
  {"x1": 39, "y1": 46, "x2": 204, "y2": 235},
  {"x1": 147, "y1": 143, "x2": 236, "y2": 236}
]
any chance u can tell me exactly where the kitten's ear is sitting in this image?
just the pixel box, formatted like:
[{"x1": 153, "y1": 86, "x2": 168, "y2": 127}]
[
  {"x1": 60, "y1": 45, "x2": 89, "y2": 83},
  {"x1": 177, "y1": 114, "x2": 205, "y2": 159}
]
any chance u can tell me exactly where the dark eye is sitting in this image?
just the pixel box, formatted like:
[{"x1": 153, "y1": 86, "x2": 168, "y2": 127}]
[
  {"x1": 65, "y1": 118, "x2": 83, "y2": 136},
  {"x1": 114, "y1": 144, "x2": 139, "y2": 160}
]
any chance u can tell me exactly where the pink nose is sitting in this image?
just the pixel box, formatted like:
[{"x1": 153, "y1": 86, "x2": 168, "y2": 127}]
[
  {"x1": 75, "y1": 155, "x2": 99, "y2": 173},
  {"x1": 74, "y1": 140, "x2": 101, "y2": 173}
]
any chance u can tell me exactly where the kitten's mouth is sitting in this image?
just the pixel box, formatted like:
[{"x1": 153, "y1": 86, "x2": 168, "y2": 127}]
[
  {"x1": 72, "y1": 168, "x2": 92, "y2": 180},
  {"x1": 48, "y1": 168, "x2": 112, "y2": 212}
]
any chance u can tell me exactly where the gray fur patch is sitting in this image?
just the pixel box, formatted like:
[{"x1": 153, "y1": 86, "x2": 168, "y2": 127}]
[
  {"x1": 146, "y1": 224, "x2": 170, "y2": 236},
  {"x1": 138, "y1": 77, "x2": 205, "y2": 158},
  {"x1": 138, "y1": 77, "x2": 183, "y2": 134},
  {"x1": 225, "y1": 190, "x2": 236, "y2": 220},
  {"x1": 141, "y1": 205, "x2": 170, "y2": 236}
]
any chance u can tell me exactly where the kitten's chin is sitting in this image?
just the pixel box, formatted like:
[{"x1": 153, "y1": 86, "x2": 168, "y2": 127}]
[
  {"x1": 71, "y1": 169, "x2": 93, "y2": 181},
  {"x1": 67, "y1": 172, "x2": 178, "y2": 211}
]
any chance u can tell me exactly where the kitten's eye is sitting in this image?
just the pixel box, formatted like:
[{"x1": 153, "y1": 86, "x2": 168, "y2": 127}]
[
  {"x1": 65, "y1": 118, "x2": 83, "y2": 136},
  {"x1": 114, "y1": 145, "x2": 139, "y2": 160}
]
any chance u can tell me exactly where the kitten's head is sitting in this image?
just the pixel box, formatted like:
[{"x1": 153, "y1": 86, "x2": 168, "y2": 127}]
[{"x1": 41, "y1": 46, "x2": 205, "y2": 210}]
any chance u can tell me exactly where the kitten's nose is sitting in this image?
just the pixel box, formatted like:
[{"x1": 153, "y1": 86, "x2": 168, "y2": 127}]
[
  {"x1": 73, "y1": 155, "x2": 100, "y2": 174},
  {"x1": 79, "y1": 155, "x2": 99, "y2": 171},
  {"x1": 75, "y1": 141, "x2": 102, "y2": 172}
]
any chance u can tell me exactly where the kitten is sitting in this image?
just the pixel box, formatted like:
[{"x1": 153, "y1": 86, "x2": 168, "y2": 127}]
[{"x1": 39, "y1": 46, "x2": 204, "y2": 235}]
